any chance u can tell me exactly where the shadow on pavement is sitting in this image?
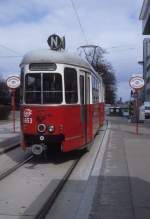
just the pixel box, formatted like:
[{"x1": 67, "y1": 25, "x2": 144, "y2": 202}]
[
  {"x1": 19, "y1": 175, "x2": 150, "y2": 219},
  {"x1": 89, "y1": 175, "x2": 150, "y2": 219}
]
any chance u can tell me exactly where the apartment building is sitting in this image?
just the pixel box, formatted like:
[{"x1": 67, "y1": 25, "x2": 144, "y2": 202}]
[{"x1": 140, "y1": 0, "x2": 150, "y2": 101}]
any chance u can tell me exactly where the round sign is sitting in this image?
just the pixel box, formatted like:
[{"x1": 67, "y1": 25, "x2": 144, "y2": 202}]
[
  {"x1": 6, "y1": 76, "x2": 20, "y2": 89},
  {"x1": 47, "y1": 34, "x2": 62, "y2": 50},
  {"x1": 129, "y1": 76, "x2": 144, "y2": 89}
]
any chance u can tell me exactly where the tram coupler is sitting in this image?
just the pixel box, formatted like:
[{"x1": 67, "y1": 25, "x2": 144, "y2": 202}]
[{"x1": 31, "y1": 144, "x2": 47, "y2": 155}]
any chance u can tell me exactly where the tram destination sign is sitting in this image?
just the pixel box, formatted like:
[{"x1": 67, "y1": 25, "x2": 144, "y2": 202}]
[
  {"x1": 129, "y1": 76, "x2": 144, "y2": 90},
  {"x1": 6, "y1": 76, "x2": 20, "y2": 89},
  {"x1": 47, "y1": 34, "x2": 65, "y2": 51}
]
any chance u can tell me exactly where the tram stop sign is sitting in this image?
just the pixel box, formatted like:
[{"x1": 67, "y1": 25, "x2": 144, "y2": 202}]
[
  {"x1": 6, "y1": 76, "x2": 20, "y2": 89},
  {"x1": 129, "y1": 76, "x2": 144, "y2": 90}
]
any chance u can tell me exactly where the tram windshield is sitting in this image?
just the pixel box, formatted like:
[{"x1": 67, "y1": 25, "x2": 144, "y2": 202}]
[
  {"x1": 43, "y1": 74, "x2": 62, "y2": 104},
  {"x1": 25, "y1": 73, "x2": 62, "y2": 104}
]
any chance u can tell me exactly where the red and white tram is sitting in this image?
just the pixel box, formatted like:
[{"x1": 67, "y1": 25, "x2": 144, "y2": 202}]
[{"x1": 20, "y1": 49, "x2": 105, "y2": 155}]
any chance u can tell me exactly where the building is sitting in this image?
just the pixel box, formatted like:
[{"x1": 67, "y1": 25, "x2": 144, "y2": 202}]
[
  {"x1": 143, "y1": 39, "x2": 150, "y2": 101},
  {"x1": 140, "y1": 0, "x2": 150, "y2": 101},
  {"x1": 140, "y1": 0, "x2": 150, "y2": 34}
]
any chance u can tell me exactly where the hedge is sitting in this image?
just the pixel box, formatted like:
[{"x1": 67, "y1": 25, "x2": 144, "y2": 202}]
[{"x1": 0, "y1": 105, "x2": 11, "y2": 120}]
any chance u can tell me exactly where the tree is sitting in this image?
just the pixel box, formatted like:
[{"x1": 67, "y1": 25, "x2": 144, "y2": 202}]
[
  {"x1": 0, "y1": 76, "x2": 20, "y2": 108},
  {"x1": 78, "y1": 45, "x2": 117, "y2": 104},
  {"x1": 0, "y1": 76, "x2": 10, "y2": 105}
]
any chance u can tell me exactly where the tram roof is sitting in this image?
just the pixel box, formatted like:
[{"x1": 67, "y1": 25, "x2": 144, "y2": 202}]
[{"x1": 20, "y1": 49, "x2": 91, "y2": 70}]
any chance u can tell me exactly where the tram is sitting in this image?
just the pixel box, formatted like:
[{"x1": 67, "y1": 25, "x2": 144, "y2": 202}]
[{"x1": 20, "y1": 48, "x2": 105, "y2": 155}]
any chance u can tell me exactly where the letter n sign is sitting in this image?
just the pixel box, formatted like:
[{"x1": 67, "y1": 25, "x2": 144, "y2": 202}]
[{"x1": 47, "y1": 34, "x2": 62, "y2": 51}]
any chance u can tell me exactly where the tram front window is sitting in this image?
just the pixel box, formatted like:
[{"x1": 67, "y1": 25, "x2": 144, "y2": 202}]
[
  {"x1": 43, "y1": 74, "x2": 62, "y2": 104},
  {"x1": 25, "y1": 73, "x2": 62, "y2": 104},
  {"x1": 25, "y1": 74, "x2": 41, "y2": 104}
]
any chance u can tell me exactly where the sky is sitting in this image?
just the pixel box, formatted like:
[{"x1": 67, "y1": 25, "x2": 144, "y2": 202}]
[{"x1": 0, "y1": 0, "x2": 145, "y2": 101}]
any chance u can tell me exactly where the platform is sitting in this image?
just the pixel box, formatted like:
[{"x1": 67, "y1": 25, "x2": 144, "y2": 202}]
[
  {"x1": 0, "y1": 118, "x2": 20, "y2": 154},
  {"x1": 88, "y1": 117, "x2": 150, "y2": 219}
]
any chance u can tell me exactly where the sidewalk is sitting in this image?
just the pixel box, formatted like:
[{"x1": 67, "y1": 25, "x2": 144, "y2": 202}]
[
  {"x1": 89, "y1": 117, "x2": 150, "y2": 219},
  {"x1": 0, "y1": 118, "x2": 20, "y2": 154}
]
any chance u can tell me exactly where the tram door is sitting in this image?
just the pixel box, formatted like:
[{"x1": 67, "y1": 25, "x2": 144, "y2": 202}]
[{"x1": 80, "y1": 71, "x2": 90, "y2": 144}]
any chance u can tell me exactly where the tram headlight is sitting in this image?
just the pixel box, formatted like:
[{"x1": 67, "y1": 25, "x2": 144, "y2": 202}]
[
  {"x1": 48, "y1": 125, "x2": 55, "y2": 133},
  {"x1": 37, "y1": 124, "x2": 46, "y2": 133}
]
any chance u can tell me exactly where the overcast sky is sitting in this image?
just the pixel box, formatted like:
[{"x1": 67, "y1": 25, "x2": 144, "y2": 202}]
[{"x1": 0, "y1": 0, "x2": 145, "y2": 101}]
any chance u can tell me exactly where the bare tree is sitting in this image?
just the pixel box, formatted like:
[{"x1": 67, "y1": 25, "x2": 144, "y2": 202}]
[{"x1": 78, "y1": 45, "x2": 117, "y2": 104}]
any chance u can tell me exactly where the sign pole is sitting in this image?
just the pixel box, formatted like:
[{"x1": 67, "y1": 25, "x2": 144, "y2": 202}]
[
  {"x1": 6, "y1": 76, "x2": 20, "y2": 133},
  {"x1": 129, "y1": 75, "x2": 145, "y2": 135},
  {"x1": 12, "y1": 89, "x2": 16, "y2": 133},
  {"x1": 135, "y1": 90, "x2": 139, "y2": 135}
]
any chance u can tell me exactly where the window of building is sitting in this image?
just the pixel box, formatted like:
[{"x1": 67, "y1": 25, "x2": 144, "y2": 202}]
[{"x1": 64, "y1": 68, "x2": 78, "y2": 103}]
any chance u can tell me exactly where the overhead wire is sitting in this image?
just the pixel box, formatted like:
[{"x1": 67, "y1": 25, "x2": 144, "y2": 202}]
[
  {"x1": 0, "y1": 56, "x2": 22, "y2": 58},
  {"x1": 0, "y1": 44, "x2": 22, "y2": 56},
  {"x1": 69, "y1": 1, "x2": 136, "y2": 55},
  {"x1": 69, "y1": 0, "x2": 88, "y2": 45}
]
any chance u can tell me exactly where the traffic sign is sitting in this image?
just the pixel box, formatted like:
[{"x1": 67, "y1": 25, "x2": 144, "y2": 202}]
[
  {"x1": 6, "y1": 76, "x2": 20, "y2": 89},
  {"x1": 129, "y1": 76, "x2": 144, "y2": 90}
]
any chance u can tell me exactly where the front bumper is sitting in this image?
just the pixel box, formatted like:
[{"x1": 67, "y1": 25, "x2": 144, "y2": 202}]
[{"x1": 24, "y1": 134, "x2": 65, "y2": 146}]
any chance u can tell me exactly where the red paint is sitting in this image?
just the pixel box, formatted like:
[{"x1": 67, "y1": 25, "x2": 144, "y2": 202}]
[
  {"x1": 20, "y1": 103, "x2": 105, "y2": 152},
  {"x1": 12, "y1": 89, "x2": 16, "y2": 133}
]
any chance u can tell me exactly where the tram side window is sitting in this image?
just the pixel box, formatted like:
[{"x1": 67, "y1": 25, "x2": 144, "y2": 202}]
[
  {"x1": 43, "y1": 73, "x2": 62, "y2": 104},
  {"x1": 92, "y1": 76, "x2": 95, "y2": 103},
  {"x1": 86, "y1": 77, "x2": 90, "y2": 104},
  {"x1": 92, "y1": 76, "x2": 99, "y2": 103},
  {"x1": 25, "y1": 73, "x2": 41, "y2": 104},
  {"x1": 80, "y1": 75, "x2": 84, "y2": 105},
  {"x1": 20, "y1": 68, "x2": 24, "y2": 104},
  {"x1": 64, "y1": 68, "x2": 78, "y2": 104}
]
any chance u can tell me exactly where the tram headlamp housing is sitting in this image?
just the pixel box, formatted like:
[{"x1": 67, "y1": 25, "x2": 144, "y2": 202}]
[
  {"x1": 48, "y1": 125, "x2": 55, "y2": 133},
  {"x1": 37, "y1": 124, "x2": 46, "y2": 133}
]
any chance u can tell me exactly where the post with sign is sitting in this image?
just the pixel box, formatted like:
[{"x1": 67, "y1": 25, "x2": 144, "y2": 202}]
[
  {"x1": 6, "y1": 76, "x2": 20, "y2": 133},
  {"x1": 129, "y1": 76, "x2": 145, "y2": 135}
]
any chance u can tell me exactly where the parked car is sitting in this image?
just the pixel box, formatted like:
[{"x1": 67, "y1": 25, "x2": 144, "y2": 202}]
[{"x1": 144, "y1": 102, "x2": 150, "y2": 119}]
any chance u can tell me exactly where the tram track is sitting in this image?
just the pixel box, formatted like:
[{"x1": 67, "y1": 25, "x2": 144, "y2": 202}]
[
  {"x1": 0, "y1": 143, "x2": 20, "y2": 155},
  {"x1": 0, "y1": 152, "x2": 34, "y2": 182},
  {"x1": 35, "y1": 122, "x2": 109, "y2": 219},
  {"x1": 44, "y1": 122, "x2": 109, "y2": 219},
  {"x1": 0, "y1": 122, "x2": 108, "y2": 218},
  {"x1": 35, "y1": 157, "x2": 81, "y2": 219},
  {"x1": 0, "y1": 148, "x2": 82, "y2": 218}
]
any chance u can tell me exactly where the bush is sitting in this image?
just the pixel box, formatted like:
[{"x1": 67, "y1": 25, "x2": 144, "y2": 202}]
[{"x1": 0, "y1": 105, "x2": 11, "y2": 120}]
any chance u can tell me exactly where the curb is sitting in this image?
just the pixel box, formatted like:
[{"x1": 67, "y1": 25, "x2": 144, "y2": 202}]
[{"x1": 75, "y1": 121, "x2": 110, "y2": 219}]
